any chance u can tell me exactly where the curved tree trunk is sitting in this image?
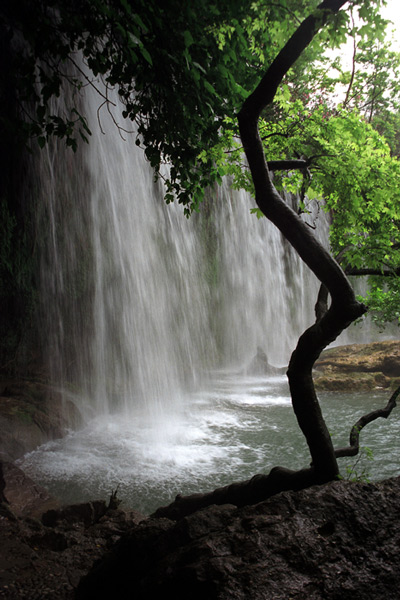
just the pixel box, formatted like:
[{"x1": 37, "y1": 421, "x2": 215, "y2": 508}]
[
  {"x1": 238, "y1": 0, "x2": 366, "y2": 483},
  {"x1": 152, "y1": 1, "x2": 381, "y2": 522}
]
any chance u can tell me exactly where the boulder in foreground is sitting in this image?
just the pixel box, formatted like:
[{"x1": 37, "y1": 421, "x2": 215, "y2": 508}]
[{"x1": 76, "y1": 476, "x2": 400, "y2": 600}]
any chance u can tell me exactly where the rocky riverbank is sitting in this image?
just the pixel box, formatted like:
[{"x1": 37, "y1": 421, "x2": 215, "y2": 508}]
[
  {"x1": 76, "y1": 476, "x2": 400, "y2": 600},
  {"x1": 0, "y1": 461, "x2": 145, "y2": 599},
  {"x1": 314, "y1": 340, "x2": 400, "y2": 391},
  {"x1": 1, "y1": 462, "x2": 400, "y2": 599}
]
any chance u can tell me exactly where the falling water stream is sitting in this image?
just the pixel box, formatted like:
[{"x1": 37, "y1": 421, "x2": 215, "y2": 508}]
[{"x1": 19, "y1": 84, "x2": 400, "y2": 514}]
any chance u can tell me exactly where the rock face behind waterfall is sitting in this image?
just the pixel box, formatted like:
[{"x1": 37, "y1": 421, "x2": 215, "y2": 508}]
[
  {"x1": 245, "y1": 347, "x2": 287, "y2": 376},
  {"x1": 0, "y1": 379, "x2": 80, "y2": 462},
  {"x1": 75, "y1": 477, "x2": 400, "y2": 600}
]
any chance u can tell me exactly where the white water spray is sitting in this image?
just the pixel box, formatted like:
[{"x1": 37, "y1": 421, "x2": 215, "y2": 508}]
[{"x1": 36, "y1": 85, "x2": 326, "y2": 420}]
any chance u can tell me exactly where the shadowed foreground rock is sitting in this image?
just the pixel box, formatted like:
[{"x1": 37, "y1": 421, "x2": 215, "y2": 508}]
[
  {"x1": 0, "y1": 461, "x2": 146, "y2": 599},
  {"x1": 76, "y1": 477, "x2": 400, "y2": 600}
]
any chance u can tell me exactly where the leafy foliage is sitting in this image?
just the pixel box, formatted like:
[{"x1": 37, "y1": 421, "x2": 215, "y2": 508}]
[
  {"x1": 0, "y1": 0, "x2": 310, "y2": 213},
  {"x1": 341, "y1": 446, "x2": 373, "y2": 482},
  {"x1": 361, "y1": 278, "x2": 400, "y2": 327},
  {"x1": 1, "y1": 0, "x2": 400, "y2": 324},
  {"x1": 204, "y1": 1, "x2": 400, "y2": 327}
]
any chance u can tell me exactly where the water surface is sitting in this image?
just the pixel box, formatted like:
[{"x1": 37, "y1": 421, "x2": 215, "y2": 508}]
[{"x1": 19, "y1": 375, "x2": 400, "y2": 515}]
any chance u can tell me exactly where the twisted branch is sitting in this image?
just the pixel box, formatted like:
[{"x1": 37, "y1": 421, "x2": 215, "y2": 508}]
[{"x1": 335, "y1": 385, "x2": 400, "y2": 458}]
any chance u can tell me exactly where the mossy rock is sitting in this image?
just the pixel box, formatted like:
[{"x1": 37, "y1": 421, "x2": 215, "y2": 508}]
[
  {"x1": 314, "y1": 371, "x2": 392, "y2": 392},
  {"x1": 314, "y1": 340, "x2": 400, "y2": 392}
]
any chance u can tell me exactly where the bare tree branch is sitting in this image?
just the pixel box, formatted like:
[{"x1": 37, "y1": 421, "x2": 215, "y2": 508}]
[
  {"x1": 152, "y1": 467, "x2": 316, "y2": 520},
  {"x1": 346, "y1": 267, "x2": 400, "y2": 277},
  {"x1": 335, "y1": 385, "x2": 400, "y2": 458},
  {"x1": 267, "y1": 159, "x2": 309, "y2": 170},
  {"x1": 315, "y1": 283, "x2": 329, "y2": 321}
]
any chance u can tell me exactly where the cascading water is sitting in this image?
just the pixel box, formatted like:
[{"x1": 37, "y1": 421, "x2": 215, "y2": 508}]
[
  {"x1": 36, "y1": 100, "x2": 213, "y2": 419},
  {"x1": 19, "y1": 82, "x2": 399, "y2": 513},
  {"x1": 36, "y1": 83, "x2": 324, "y2": 416}
]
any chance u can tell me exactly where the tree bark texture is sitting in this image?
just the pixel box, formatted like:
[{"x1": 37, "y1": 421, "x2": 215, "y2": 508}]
[
  {"x1": 152, "y1": 2, "x2": 384, "y2": 521},
  {"x1": 152, "y1": 467, "x2": 316, "y2": 520},
  {"x1": 238, "y1": 0, "x2": 367, "y2": 482}
]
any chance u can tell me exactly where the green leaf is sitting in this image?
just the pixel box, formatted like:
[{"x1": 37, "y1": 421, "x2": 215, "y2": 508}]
[
  {"x1": 204, "y1": 80, "x2": 217, "y2": 96},
  {"x1": 250, "y1": 207, "x2": 265, "y2": 219},
  {"x1": 183, "y1": 30, "x2": 194, "y2": 48},
  {"x1": 140, "y1": 46, "x2": 152, "y2": 65}
]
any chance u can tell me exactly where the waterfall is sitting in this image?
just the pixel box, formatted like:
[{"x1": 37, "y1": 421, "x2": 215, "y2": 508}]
[
  {"x1": 20, "y1": 81, "x2": 400, "y2": 513},
  {"x1": 34, "y1": 83, "x2": 379, "y2": 423}
]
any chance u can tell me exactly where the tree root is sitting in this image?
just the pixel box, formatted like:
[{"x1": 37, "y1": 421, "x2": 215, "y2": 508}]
[
  {"x1": 152, "y1": 466, "x2": 318, "y2": 521},
  {"x1": 152, "y1": 384, "x2": 399, "y2": 522}
]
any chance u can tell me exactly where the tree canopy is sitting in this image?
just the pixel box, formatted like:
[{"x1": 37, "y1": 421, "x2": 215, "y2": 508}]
[
  {"x1": 2, "y1": 0, "x2": 398, "y2": 325},
  {"x1": 1, "y1": 0, "x2": 299, "y2": 207}
]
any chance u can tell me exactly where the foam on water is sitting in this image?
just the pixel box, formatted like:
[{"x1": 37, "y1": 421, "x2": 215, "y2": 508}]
[{"x1": 19, "y1": 375, "x2": 400, "y2": 514}]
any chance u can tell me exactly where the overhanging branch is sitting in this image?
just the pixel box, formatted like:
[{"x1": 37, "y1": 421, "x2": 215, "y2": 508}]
[
  {"x1": 346, "y1": 267, "x2": 400, "y2": 277},
  {"x1": 239, "y1": 0, "x2": 348, "y2": 120},
  {"x1": 267, "y1": 159, "x2": 309, "y2": 170},
  {"x1": 335, "y1": 385, "x2": 400, "y2": 458}
]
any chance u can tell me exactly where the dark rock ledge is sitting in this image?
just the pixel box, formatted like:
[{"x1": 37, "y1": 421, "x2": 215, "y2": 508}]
[
  {"x1": 2, "y1": 461, "x2": 400, "y2": 599},
  {"x1": 76, "y1": 476, "x2": 400, "y2": 600},
  {"x1": 0, "y1": 461, "x2": 145, "y2": 600}
]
